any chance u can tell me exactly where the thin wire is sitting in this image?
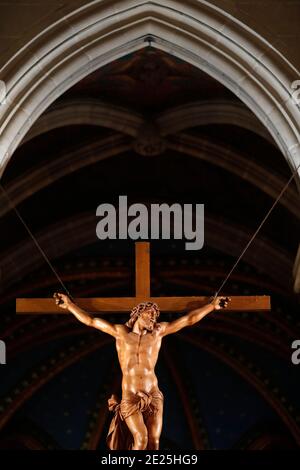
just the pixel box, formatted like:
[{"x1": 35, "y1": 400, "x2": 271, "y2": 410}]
[
  {"x1": 2, "y1": 159, "x2": 300, "y2": 300},
  {"x1": 0, "y1": 183, "x2": 73, "y2": 299},
  {"x1": 215, "y1": 161, "x2": 300, "y2": 297}
]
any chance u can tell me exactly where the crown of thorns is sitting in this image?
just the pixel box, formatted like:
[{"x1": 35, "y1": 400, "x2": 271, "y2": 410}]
[{"x1": 125, "y1": 301, "x2": 160, "y2": 329}]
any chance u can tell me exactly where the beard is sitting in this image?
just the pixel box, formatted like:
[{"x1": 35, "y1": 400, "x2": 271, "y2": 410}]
[{"x1": 145, "y1": 323, "x2": 154, "y2": 332}]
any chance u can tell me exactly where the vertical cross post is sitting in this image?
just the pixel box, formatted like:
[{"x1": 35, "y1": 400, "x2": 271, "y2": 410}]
[{"x1": 135, "y1": 242, "x2": 150, "y2": 298}]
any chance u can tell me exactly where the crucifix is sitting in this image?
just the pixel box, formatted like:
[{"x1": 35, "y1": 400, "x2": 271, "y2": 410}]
[{"x1": 16, "y1": 242, "x2": 270, "y2": 450}]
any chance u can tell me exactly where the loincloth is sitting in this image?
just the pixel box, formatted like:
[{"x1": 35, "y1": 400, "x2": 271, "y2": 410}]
[{"x1": 106, "y1": 390, "x2": 164, "y2": 450}]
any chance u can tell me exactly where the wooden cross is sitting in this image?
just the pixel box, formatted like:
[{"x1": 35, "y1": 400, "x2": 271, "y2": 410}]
[{"x1": 16, "y1": 242, "x2": 270, "y2": 315}]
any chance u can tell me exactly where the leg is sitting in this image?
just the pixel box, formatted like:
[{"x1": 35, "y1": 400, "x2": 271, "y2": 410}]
[
  {"x1": 145, "y1": 401, "x2": 163, "y2": 450},
  {"x1": 125, "y1": 411, "x2": 148, "y2": 450}
]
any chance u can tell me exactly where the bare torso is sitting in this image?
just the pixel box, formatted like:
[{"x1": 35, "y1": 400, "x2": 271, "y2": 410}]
[{"x1": 115, "y1": 324, "x2": 163, "y2": 398}]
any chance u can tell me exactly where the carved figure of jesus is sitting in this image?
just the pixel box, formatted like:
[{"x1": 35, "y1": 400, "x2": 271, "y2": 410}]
[{"x1": 54, "y1": 293, "x2": 229, "y2": 450}]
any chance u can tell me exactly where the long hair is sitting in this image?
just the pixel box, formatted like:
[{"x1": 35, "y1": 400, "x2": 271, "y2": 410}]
[{"x1": 125, "y1": 301, "x2": 160, "y2": 329}]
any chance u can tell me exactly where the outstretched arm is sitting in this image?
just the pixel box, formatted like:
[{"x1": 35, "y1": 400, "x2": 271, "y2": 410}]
[
  {"x1": 161, "y1": 296, "x2": 230, "y2": 336},
  {"x1": 54, "y1": 293, "x2": 118, "y2": 338}
]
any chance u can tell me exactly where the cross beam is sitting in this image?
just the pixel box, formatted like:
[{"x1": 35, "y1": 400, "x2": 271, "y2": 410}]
[{"x1": 16, "y1": 242, "x2": 270, "y2": 314}]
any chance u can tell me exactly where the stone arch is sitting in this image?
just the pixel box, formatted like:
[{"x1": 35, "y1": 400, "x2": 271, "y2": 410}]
[
  {"x1": 1, "y1": 133, "x2": 298, "y2": 219},
  {"x1": 0, "y1": 0, "x2": 299, "y2": 183},
  {"x1": 23, "y1": 99, "x2": 272, "y2": 143},
  {"x1": 22, "y1": 100, "x2": 143, "y2": 142}
]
